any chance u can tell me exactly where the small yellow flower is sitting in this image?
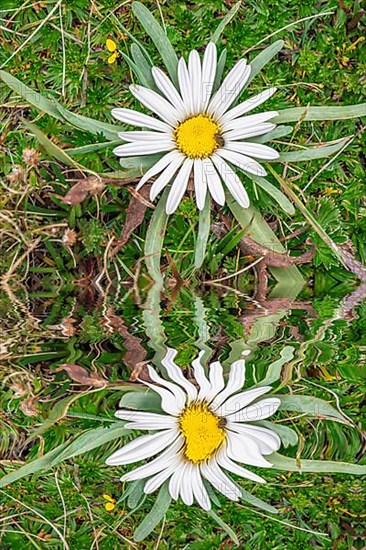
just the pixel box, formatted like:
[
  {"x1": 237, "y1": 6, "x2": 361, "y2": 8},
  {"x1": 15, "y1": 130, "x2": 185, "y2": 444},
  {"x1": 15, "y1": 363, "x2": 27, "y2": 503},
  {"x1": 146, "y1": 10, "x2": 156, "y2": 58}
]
[
  {"x1": 106, "y1": 38, "x2": 119, "y2": 64},
  {"x1": 103, "y1": 494, "x2": 116, "y2": 511}
]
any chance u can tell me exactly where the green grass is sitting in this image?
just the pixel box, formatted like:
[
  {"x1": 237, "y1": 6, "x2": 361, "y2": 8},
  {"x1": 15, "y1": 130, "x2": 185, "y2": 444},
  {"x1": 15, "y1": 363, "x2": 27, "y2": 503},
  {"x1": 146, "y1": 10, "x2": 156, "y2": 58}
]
[{"x1": 0, "y1": 0, "x2": 365, "y2": 548}]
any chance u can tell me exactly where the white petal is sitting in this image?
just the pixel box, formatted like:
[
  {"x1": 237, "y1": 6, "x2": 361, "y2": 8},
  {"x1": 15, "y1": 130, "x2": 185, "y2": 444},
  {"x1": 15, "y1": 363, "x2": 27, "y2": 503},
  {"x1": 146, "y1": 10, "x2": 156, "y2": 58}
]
[
  {"x1": 226, "y1": 397, "x2": 281, "y2": 422},
  {"x1": 217, "y1": 148, "x2": 266, "y2": 177},
  {"x1": 223, "y1": 123, "x2": 276, "y2": 142},
  {"x1": 211, "y1": 153, "x2": 250, "y2": 208},
  {"x1": 216, "y1": 448, "x2": 266, "y2": 483},
  {"x1": 144, "y1": 459, "x2": 181, "y2": 494},
  {"x1": 152, "y1": 66, "x2": 186, "y2": 117},
  {"x1": 188, "y1": 49, "x2": 202, "y2": 113},
  {"x1": 105, "y1": 429, "x2": 178, "y2": 465},
  {"x1": 201, "y1": 459, "x2": 241, "y2": 501},
  {"x1": 211, "y1": 358, "x2": 246, "y2": 409},
  {"x1": 145, "y1": 365, "x2": 186, "y2": 412},
  {"x1": 150, "y1": 153, "x2": 185, "y2": 200},
  {"x1": 113, "y1": 141, "x2": 173, "y2": 157},
  {"x1": 222, "y1": 111, "x2": 279, "y2": 133},
  {"x1": 226, "y1": 430, "x2": 273, "y2": 467},
  {"x1": 216, "y1": 386, "x2": 272, "y2": 417},
  {"x1": 166, "y1": 158, "x2": 193, "y2": 214},
  {"x1": 191, "y1": 464, "x2": 211, "y2": 510},
  {"x1": 162, "y1": 348, "x2": 197, "y2": 402},
  {"x1": 118, "y1": 131, "x2": 171, "y2": 142},
  {"x1": 136, "y1": 151, "x2": 182, "y2": 191},
  {"x1": 179, "y1": 463, "x2": 194, "y2": 505},
  {"x1": 178, "y1": 57, "x2": 194, "y2": 117},
  {"x1": 194, "y1": 159, "x2": 207, "y2": 210},
  {"x1": 227, "y1": 422, "x2": 281, "y2": 454},
  {"x1": 204, "y1": 361, "x2": 225, "y2": 402},
  {"x1": 225, "y1": 141, "x2": 279, "y2": 160},
  {"x1": 130, "y1": 84, "x2": 180, "y2": 126},
  {"x1": 116, "y1": 409, "x2": 176, "y2": 430},
  {"x1": 203, "y1": 158, "x2": 225, "y2": 206},
  {"x1": 192, "y1": 351, "x2": 211, "y2": 400},
  {"x1": 201, "y1": 42, "x2": 217, "y2": 109},
  {"x1": 121, "y1": 437, "x2": 184, "y2": 481},
  {"x1": 169, "y1": 462, "x2": 187, "y2": 501},
  {"x1": 207, "y1": 61, "x2": 251, "y2": 119},
  {"x1": 112, "y1": 108, "x2": 170, "y2": 132},
  {"x1": 221, "y1": 87, "x2": 277, "y2": 123}
]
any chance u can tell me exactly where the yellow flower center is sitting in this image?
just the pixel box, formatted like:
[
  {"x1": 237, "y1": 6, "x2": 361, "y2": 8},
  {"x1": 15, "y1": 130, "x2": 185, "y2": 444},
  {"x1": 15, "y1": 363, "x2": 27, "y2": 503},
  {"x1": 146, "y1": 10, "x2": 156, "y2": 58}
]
[
  {"x1": 179, "y1": 403, "x2": 226, "y2": 463},
  {"x1": 175, "y1": 114, "x2": 221, "y2": 159}
]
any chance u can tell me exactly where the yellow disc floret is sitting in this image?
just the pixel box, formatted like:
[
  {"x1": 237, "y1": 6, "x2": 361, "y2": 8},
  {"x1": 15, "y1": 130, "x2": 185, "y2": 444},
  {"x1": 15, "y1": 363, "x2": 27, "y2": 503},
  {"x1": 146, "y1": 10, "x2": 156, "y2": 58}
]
[
  {"x1": 179, "y1": 403, "x2": 226, "y2": 463},
  {"x1": 175, "y1": 114, "x2": 221, "y2": 159}
]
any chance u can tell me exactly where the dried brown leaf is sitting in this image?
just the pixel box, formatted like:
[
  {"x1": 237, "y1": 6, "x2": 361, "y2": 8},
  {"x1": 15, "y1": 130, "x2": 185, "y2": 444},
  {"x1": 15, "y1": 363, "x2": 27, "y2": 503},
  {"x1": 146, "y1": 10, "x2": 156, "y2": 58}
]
[{"x1": 55, "y1": 363, "x2": 106, "y2": 387}]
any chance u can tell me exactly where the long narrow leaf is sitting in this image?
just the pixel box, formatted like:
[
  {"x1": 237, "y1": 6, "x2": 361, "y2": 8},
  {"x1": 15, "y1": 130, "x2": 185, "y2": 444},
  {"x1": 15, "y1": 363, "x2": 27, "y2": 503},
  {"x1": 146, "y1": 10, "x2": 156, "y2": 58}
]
[
  {"x1": 277, "y1": 137, "x2": 352, "y2": 162},
  {"x1": 144, "y1": 190, "x2": 169, "y2": 283},
  {"x1": 246, "y1": 40, "x2": 284, "y2": 86},
  {"x1": 0, "y1": 69, "x2": 62, "y2": 119},
  {"x1": 251, "y1": 125, "x2": 293, "y2": 144},
  {"x1": 66, "y1": 140, "x2": 120, "y2": 156},
  {"x1": 240, "y1": 489, "x2": 278, "y2": 514},
  {"x1": 212, "y1": 48, "x2": 227, "y2": 93},
  {"x1": 132, "y1": 2, "x2": 178, "y2": 86},
  {"x1": 211, "y1": 2, "x2": 241, "y2": 43},
  {"x1": 269, "y1": 453, "x2": 366, "y2": 475},
  {"x1": 194, "y1": 195, "x2": 211, "y2": 269},
  {"x1": 274, "y1": 103, "x2": 366, "y2": 123},
  {"x1": 130, "y1": 43, "x2": 155, "y2": 88},
  {"x1": 207, "y1": 510, "x2": 240, "y2": 545},
  {"x1": 249, "y1": 174, "x2": 295, "y2": 214},
  {"x1": 57, "y1": 104, "x2": 123, "y2": 140},
  {"x1": 256, "y1": 420, "x2": 298, "y2": 448},
  {"x1": 256, "y1": 346, "x2": 295, "y2": 386},
  {"x1": 277, "y1": 394, "x2": 350, "y2": 425},
  {"x1": 134, "y1": 483, "x2": 171, "y2": 542}
]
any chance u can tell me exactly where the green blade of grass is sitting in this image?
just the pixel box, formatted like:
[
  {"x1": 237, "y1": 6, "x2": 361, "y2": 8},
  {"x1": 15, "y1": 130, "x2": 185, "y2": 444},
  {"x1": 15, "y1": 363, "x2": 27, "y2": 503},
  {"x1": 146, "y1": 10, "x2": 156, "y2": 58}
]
[
  {"x1": 211, "y1": 1, "x2": 241, "y2": 43},
  {"x1": 132, "y1": 1, "x2": 178, "y2": 86},
  {"x1": 274, "y1": 103, "x2": 366, "y2": 123}
]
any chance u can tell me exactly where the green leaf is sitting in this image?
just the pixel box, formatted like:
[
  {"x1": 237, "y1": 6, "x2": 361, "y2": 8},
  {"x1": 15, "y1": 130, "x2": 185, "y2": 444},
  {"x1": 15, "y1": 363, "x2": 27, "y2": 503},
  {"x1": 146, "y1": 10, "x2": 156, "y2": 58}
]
[
  {"x1": 134, "y1": 482, "x2": 171, "y2": 542},
  {"x1": 207, "y1": 510, "x2": 239, "y2": 545},
  {"x1": 226, "y1": 198, "x2": 305, "y2": 296},
  {"x1": 251, "y1": 125, "x2": 293, "y2": 144},
  {"x1": 256, "y1": 346, "x2": 295, "y2": 386},
  {"x1": 277, "y1": 137, "x2": 352, "y2": 162},
  {"x1": 269, "y1": 453, "x2": 366, "y2": 475},
  {"x1": 274, "y1": 103, "x2": 366, "y2": 124},
  {"x1": 256, "y1": 420, "x2": 298, "y2": 448},
  {"x1": 57, "y1": 104, "x2": 123, "y2": 141},
  {"x1": 194, "y1": 195, "x2": 211, "y2": 269},
  {"x1": 240, "y1": 488, "x2": 278, "y2": 514},
  {"x1": 277, "y1": 394, "x2": 351, "y2": 425},
  {"x1": 249, "y1": 174, "x2": 295, "y2": 215},
  {"x1": 247, "y1": 40, "x2": 284, "y2": 87},
  {"x1": 211, "y1": 2, "x2": 241, "y2": 43},
  {"x1": 130, "y1": 43, "x2": 155, "y2": 88},
  {"x1": 0, "y1": 69, "x2": 62, "y2": 120},
  {"x1": 0, "y1": 423, "x2": 130, "y2": 488},
  {"x1": 144, "y1": 189, "x2": 169, "y2": 284},
  {"x1": 128, "y1": 479, "x2": 146, "y2": 510},
  {"x1": 65, "y1": 140, "x2": 120, "y2": 156},
  {"x1": 120, "y1": 51, "x2": 155, "y2": 90},
  {"x1": 212, "y1": 48, "x2": 227, "y2": 93},
  {"x1": 119, "y1": 390, "x2": 162, "y2": 413},
  {"x1": 119, "y1": 153, "x2": 163, "y2": 173},
  {"x1": 23, "y1": 120, "x2": 84, "y2": 169},
  {"x1": 132, "y1": 2, "x2": 178, "y2": 86}
]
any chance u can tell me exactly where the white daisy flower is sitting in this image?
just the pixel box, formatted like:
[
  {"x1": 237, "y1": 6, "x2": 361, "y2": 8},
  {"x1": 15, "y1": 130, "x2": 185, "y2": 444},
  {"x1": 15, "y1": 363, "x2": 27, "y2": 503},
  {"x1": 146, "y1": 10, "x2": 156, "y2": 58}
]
[
  {"x1": 106, "y1": 349, "x2": 281, "y2": 510},
  {"x1": 112, "y1": 43, "x2": 280, "y2": 214}
]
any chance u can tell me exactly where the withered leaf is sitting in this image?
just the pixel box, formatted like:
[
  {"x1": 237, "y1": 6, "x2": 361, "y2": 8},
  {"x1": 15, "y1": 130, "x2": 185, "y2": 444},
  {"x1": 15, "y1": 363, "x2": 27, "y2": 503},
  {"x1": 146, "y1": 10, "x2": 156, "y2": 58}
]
[
  {"x1": 61, "y1": 177, "x2": 106, "y2": 206},
  {"x1": 104, "y1": 311, "x2": 147, "y2": 372},
  {"x1": 19, "y1": 396, "x2": 39, "y2": 417},
  {"x1": 111, "y1": 184, "x2": 153, "y2": 255},
  {"x1": 55, "y1": 363, "x2": 106, "y2": 387}
]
